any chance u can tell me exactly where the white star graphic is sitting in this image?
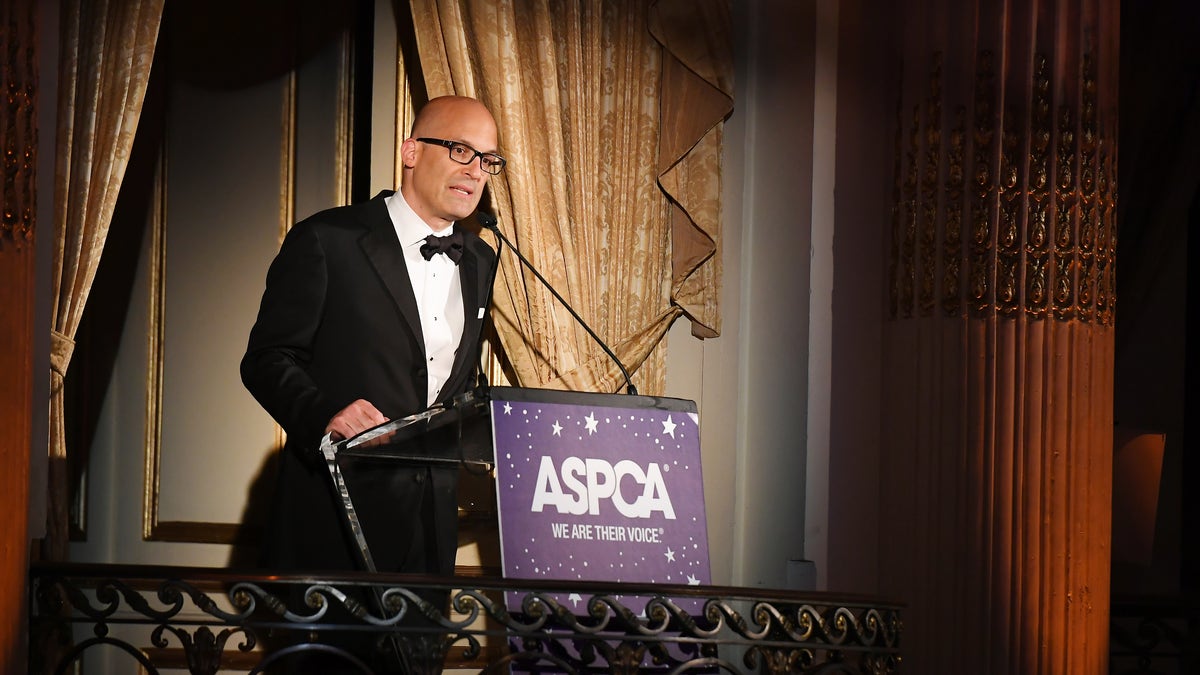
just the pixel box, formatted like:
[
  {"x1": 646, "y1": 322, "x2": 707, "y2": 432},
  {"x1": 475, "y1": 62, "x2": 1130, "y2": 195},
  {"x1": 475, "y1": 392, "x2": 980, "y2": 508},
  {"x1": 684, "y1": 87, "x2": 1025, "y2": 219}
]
[
  {"x1": 687, "y1": 574, "x2": 700, "y2": 585},
  {"x1": 664, "y1": 547, "x2": 676, "y2": 562},
  {"x1": 552, "y1": 420, "x2": 563, "y2": 436},
  {"x1": 568, "y1": 593, "x2": 583, "y2": 607},
  {"x1": 584, "y1": 412, "x2": 599, "y2": 435},
  {"x1": 662, "y1": 415, "x2": 677, "y2": 438},
  {"x1": 503, "y1": 402, "x2": 512, "y2": 415}
]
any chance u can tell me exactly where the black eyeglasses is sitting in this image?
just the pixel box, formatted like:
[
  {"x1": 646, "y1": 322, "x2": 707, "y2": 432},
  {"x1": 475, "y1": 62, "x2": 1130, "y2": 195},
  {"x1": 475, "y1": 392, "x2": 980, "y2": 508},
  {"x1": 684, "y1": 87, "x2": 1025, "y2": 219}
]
[{"x1": 416, "y1": 138, "x2": 507, "y2": 175}]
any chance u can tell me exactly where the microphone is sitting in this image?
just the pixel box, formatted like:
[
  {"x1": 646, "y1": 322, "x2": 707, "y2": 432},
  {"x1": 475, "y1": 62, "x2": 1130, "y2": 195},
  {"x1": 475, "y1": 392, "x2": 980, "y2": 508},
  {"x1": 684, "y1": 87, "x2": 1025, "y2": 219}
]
[{"x1": 476, "y1": 211, "x2": 638, "y2": 396}]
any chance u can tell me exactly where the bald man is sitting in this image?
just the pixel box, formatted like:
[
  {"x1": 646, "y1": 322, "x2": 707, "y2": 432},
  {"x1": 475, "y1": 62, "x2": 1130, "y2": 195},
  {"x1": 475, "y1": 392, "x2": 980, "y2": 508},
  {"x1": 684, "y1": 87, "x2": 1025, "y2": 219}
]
[{"x1": 241, "y1": 96, "x2": 502, "y2": 579}]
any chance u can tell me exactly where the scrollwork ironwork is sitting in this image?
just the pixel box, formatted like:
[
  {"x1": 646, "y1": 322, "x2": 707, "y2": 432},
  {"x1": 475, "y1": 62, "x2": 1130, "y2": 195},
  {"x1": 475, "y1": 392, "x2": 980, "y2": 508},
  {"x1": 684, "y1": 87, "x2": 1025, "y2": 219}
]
[
  {"x1": 30, "y1": 562, "x2": 902, "y2": 674},
  {"x1": 1109, "y1": 599, "x2": 1196, "y2": 675}
]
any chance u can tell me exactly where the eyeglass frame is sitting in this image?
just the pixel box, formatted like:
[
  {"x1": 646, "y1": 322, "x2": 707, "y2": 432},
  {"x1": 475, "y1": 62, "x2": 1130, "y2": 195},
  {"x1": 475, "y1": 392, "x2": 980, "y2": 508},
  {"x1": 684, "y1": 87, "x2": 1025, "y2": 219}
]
[{"x1": 415, "y1": 137, "x2": 507, "y2": 175}]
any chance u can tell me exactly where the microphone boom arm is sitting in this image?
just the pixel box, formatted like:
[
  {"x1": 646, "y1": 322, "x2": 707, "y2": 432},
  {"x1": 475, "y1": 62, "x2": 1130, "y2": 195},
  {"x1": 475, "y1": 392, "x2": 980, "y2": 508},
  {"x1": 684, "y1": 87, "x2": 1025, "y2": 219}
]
[{"x1": 477, "y1": 212, "x2": 638, "y2": 396}]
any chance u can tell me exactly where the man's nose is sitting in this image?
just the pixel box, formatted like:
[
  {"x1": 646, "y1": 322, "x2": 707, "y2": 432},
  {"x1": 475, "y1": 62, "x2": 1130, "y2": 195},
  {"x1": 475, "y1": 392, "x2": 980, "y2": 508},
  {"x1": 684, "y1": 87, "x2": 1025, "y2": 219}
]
[{"x1": 463, "y1": 156, "x2": 485, "y2": 178}]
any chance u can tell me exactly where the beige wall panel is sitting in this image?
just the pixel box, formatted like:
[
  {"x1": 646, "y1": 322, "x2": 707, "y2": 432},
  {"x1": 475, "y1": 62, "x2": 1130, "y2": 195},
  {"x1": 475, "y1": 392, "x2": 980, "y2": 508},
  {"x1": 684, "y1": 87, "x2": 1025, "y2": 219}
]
[{"x1": 155, "y1": 76, "x2": 288, "y2": 532}]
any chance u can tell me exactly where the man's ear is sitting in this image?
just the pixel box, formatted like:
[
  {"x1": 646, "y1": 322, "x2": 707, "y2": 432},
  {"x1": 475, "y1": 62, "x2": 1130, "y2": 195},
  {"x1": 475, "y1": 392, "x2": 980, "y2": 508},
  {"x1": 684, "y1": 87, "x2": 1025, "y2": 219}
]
[{"x1": 399, "y1": 137, "x2": 419, "y2": 169}]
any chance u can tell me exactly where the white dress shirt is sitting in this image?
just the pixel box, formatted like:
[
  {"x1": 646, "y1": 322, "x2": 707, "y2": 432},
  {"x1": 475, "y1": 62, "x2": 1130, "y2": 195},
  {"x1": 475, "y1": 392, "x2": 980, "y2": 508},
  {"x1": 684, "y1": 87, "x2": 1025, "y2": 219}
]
[{"x1": 384, "y1": 192, "x2": 465, "y2": 407}]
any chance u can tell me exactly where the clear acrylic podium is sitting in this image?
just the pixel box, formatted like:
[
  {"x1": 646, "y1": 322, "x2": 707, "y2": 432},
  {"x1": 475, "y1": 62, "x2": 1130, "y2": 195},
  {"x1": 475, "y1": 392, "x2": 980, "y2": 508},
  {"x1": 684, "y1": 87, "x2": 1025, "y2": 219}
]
[
  {"x1": 321, "y1": 385, "x2": 702, "y2": 576},
  {"x1": 319, "y1": 388, "x2": 494, "y2": 573}
]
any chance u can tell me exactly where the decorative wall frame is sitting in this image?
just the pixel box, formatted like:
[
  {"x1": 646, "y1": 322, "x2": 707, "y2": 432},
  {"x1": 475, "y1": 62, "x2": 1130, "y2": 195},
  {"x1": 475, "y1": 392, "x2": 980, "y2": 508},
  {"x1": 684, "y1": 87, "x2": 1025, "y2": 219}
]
[{"x1": 142, "y1": 22, "x2": 354, "y2": 545}]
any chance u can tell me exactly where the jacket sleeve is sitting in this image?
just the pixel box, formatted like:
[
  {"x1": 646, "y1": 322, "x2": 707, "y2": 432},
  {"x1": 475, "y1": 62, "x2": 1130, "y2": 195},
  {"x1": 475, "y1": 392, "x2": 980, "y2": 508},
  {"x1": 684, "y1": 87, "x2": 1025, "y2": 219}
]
[{"x1": 240, "y1": 220, "x2": 341, "y2": 453}]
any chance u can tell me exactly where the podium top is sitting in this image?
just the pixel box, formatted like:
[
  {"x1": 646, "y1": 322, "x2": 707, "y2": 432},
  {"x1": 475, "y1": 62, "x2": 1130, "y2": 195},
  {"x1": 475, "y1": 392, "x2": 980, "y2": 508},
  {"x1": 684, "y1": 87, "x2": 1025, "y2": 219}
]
[
  {"x1": 334, "y1": 389, "x2": 491, "y2": 465},
  {"x1": 332, "y1": 386, "x2": 697, "y2": 465},
  {"x1": 486, "y1": 385, "x2": 697, "y2": 414}
]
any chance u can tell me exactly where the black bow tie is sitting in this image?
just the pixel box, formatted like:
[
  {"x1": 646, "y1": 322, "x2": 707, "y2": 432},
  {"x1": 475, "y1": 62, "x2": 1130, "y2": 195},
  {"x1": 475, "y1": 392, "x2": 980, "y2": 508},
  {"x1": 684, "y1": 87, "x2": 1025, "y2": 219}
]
[{"x1": 419, "y1": 230, "x2": 464, "y2": 264}]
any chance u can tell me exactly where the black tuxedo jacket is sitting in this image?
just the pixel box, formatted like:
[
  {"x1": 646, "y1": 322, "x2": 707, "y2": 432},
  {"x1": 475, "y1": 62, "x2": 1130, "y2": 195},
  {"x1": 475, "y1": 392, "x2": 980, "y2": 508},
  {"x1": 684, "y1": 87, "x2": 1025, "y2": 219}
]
[{"x1": 241, "y1": 190, "x2": 495, "y2": 575}]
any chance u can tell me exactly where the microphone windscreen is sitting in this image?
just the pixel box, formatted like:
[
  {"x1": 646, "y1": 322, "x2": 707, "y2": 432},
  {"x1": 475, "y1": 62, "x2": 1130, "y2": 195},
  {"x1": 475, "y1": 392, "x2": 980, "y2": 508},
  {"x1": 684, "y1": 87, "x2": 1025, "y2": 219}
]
[{"x1": 476, "y1": 211, "x2": 498, "y2": 230}]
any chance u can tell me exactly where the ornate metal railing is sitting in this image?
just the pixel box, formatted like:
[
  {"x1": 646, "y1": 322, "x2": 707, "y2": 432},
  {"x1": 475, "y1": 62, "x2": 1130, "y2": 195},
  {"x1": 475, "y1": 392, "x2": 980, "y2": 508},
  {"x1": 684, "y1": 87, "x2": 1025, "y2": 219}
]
[
  {"x1": 1109, "y1": 597, "x2": 1197, "y2": 675},
  {"x1": 29, "y1": 562, "x2": 902, "y2": 674}
]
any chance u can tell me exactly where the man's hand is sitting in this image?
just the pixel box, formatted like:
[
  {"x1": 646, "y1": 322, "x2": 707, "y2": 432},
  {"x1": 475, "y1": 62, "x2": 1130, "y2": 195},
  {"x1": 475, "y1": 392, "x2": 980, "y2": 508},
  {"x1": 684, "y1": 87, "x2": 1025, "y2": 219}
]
[{"x1": 325, "y1": 399, "x2": 387, "y2": 441}]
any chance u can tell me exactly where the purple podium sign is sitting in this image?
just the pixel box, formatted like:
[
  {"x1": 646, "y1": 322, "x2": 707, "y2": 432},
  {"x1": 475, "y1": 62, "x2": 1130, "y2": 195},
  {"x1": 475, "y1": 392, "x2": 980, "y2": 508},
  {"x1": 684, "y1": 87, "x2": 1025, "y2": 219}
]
[{"x1": 490, "y1": 390, "x2": 711, "y2": 612}]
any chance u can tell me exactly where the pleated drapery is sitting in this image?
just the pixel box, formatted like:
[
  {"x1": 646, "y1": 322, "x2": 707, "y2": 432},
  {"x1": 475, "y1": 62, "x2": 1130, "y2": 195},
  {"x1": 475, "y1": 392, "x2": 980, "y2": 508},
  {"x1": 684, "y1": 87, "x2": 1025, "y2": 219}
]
[
  {"x1": 407, "y1": 0, "x2": 731, "y2": 394},
  {"x1": 46, "y1": 0, "x2": 164, "y2": 560},
  {"x1": 881, "y1": 1, "x2": 1118, "y2": 672}
]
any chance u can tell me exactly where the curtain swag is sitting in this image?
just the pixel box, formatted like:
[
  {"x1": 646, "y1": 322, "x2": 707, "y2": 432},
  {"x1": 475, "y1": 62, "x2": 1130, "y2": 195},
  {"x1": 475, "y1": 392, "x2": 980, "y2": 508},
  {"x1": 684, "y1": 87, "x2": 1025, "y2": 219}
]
[{"x1": 408, "y1": 0, "x2": 732, "y2": 394}]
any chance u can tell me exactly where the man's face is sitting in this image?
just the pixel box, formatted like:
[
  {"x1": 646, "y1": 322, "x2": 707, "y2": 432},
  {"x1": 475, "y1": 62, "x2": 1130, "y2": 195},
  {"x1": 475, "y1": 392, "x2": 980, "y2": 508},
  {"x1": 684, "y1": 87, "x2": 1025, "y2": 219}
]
[{"x1": 401, "y1": 100, "x2": 499, "y2": 231}]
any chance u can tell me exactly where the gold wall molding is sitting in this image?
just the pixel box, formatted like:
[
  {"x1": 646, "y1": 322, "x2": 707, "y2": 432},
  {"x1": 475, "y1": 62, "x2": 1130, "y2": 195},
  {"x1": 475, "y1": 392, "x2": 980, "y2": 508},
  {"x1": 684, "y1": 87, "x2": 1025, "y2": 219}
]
[
  {"x1": 138, "y1": 10, "x2": 394, "y2": 547},
  {"x1": 139, "y1": 134, "x2": 272, "y2": 547},
  {"x1": 889, "y1": 49, "x2": 1117, "y2": 325},
  {"x1": 141, "y1": 60, "x2": 302, "y2": 548},
  {"x1": 335, "y1": 29, "x2": 353, "y2": 206}
]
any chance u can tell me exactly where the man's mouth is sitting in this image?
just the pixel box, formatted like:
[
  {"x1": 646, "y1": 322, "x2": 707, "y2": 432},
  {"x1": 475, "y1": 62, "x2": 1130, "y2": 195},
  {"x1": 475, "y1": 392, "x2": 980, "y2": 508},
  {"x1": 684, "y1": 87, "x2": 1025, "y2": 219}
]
[{"x1": 450, "y1": 184, "x2": 473, "y2": 197}]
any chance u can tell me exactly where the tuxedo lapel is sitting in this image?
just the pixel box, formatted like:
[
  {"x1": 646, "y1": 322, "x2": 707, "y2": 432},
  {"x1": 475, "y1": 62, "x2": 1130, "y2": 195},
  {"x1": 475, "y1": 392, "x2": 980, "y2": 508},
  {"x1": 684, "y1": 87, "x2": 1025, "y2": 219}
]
[
  {"x1": 442, "y1": 244, "x2": 482, "y2": 401},
  {"x1": 359, "y1": 197, "x2": 425, "y2": 349}
]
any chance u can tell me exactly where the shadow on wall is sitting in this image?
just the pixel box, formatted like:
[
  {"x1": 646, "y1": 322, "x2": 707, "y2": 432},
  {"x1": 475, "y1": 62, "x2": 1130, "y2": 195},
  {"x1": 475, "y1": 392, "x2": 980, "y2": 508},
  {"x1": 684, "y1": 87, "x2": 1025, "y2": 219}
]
[
  {"x1": 165, "y1": 0, "x2": 357, "y2": 90},
  {"x1": 227, "y1": 447, "x2": 280, "y2": 569}
]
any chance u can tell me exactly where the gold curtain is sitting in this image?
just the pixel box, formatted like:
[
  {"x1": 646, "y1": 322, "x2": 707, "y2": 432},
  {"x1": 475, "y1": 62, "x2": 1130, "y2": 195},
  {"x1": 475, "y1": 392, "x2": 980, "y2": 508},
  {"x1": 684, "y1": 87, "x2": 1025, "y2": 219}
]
[
  {"x1": 407, "y1": 0, "x2": 731, "y2": 395},
  {"x1": 650, "y1": 0, "x2": 732, "y2": 340},
  {"x1": 880, "y1": 0, "x2": 1118, "y2": 672},
  {"x1": 46, "y1": 0, "x2": 164, "y2": 560}
]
